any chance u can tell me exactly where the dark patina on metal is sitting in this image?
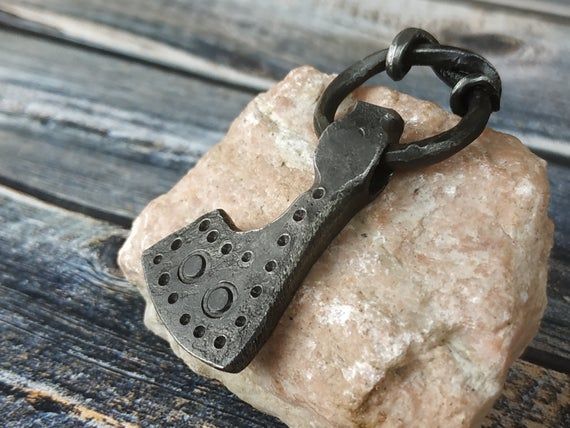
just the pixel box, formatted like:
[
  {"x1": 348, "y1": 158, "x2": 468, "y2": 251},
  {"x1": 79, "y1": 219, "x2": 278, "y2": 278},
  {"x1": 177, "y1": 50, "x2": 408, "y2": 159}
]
[
  {"x1": 142, "y1": 28, "x2": 501, "y2": 372},
  {"x1": 314, "y1": 27, "x2": 501, "y2": 170},
  {"x1": 143, "y1": 104, "x2": 403, "y2": 372}
]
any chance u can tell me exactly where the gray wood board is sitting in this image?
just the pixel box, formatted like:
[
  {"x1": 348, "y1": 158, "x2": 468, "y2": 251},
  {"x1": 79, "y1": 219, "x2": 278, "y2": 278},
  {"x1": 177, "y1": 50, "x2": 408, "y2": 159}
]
[
  {"x1": 0, "y1": 29, "x2": 567, "y2": 371},
  {"x1": 0, "y1": 186, "x2": 568, "y2": 427},
  {"x1": 0, "y1": 187, "x2": 282, "y2": 427},
  {"x1": 0, "y1": 0, "x2": 568, "y2": 160},
  {"x1": 0, "y1": 29, "x2": 251, "y2": 225}
]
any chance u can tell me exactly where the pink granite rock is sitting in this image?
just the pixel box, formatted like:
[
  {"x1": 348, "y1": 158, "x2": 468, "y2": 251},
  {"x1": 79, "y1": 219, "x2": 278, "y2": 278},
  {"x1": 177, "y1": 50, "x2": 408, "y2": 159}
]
[{"x1": 118, "y1": 67, "x2": 553, "y2": 427}]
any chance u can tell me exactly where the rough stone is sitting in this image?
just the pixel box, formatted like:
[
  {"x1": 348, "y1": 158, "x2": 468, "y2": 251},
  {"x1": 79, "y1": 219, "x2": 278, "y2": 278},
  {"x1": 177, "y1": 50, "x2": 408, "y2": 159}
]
[{"x1": 118, "y1": 66, "x2": 553, "y2": 427}]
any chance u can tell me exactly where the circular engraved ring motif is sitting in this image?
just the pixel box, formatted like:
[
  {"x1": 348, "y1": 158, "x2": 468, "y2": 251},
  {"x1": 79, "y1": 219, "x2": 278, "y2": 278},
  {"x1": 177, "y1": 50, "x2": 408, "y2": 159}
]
[
  {"x1": 202, "y1": 282, "x2": 236, "y2": 318},
  {"x1": 179, "y1": 254, "x2": 206, "y2": 283}
]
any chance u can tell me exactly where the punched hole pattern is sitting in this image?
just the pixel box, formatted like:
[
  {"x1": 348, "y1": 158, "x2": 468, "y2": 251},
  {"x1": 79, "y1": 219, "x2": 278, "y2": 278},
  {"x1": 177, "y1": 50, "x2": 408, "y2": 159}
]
[
  {"x1": 214, "y1": 336, "x2": 226, "y2": 349},
  {"x1": 207, "y1": 230, "x2": 219, "y2": 243},
  {"x1": 312, "y1": 187, "x2": 325, "y2": 199},
  {"x1": 158, "y1": 272, "x2": 170, "y2": 286},
  {"x1": 193, "y1": 325, "x2": 206, "y2": 338},
  {"x1": 171, "y1": 238, "x2": 182, "y2": 250},
  {"x1": 157, "y1": 187, "x2": 331, "y2": 351},
  {"x1": 235, "y1": 316, "x2": 246, "y2": 327},
  {"x1": 241, "y1": 251, "x2": 253, "y2": 262},
  {"x1": 293, "y1": 209, "x2": 306, "y2": 222},
  {"x1": 277, "y1": 234, "x2": 290, "y2": 246},
  {"x1": 199, "y1": 219, "x2": 210, "y2": 231}
]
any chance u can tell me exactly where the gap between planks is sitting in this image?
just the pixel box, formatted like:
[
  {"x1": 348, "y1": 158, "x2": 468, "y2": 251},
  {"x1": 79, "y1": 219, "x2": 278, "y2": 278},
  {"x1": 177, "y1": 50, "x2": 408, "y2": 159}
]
[
  {"x1": 463, "y1": 0, "x2": 570, "y2": 20},
  {"x1": 0, "y1": 2, "x2": 274, "y2": 92}
]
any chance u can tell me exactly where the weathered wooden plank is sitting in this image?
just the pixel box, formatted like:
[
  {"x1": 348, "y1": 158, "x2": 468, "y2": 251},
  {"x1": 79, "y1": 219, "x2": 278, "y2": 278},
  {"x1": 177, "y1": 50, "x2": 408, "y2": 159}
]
[
  {"x1": 536, "y1": 161, "x2": 570, "y2": 372},
  {"x1": 0, "y1": 29, "x2": 251, "y2": 225},
  {"x1": 0, "y1": 0, "x2": 568, "y2": 161},
  {"x1": 0, "y1": 187, "x2": 283, "y2": 427},
  {"x1": 0, "y1": 2, "x2": 273, "y2": 93},
  {"x1": 0, "y1": 186, "x2": 568, "y2": 426},
  {"x1": 524, "y1": 256, "x2": 570, "y2": 374},
  {"x1": 483, "y1": 360, "x2": 570, "y2": 427},
  {"x1": 472, "y1": 0, "x2": 570, "y2": 19},
  {"x1": 0, "y1": 29, "x2": 568, "y2": 371},
  {"x1": 0, "y1": 28, "x2": 569, "y2": 252}
]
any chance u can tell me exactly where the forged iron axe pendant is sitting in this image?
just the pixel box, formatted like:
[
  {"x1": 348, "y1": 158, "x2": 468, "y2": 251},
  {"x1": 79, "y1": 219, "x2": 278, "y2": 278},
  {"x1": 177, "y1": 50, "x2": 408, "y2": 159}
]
[
  {"x1": 140, "y1": 27, "x2": 501, "y2": 373},
  {"x1": 142, "y1": 102, "x2": 404, "y2": 372}
]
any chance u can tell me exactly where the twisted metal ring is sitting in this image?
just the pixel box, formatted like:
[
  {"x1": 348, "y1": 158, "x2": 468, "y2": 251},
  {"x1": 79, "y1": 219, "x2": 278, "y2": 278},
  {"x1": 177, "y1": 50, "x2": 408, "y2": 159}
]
[{"x1": 313, "y1": 28, "x2": 501, "y2": 170}]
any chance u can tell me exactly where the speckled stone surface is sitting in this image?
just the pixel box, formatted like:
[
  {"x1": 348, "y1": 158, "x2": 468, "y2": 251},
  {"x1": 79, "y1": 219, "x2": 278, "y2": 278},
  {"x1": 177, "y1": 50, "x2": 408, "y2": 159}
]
[{"x1": 118, "y1": 67, "x2": 553, "y2": 427}]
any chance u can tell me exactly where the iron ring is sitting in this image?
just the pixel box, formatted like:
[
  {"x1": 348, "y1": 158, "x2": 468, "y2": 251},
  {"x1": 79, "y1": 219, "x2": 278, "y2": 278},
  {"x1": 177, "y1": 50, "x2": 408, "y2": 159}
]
[{"x1": 313, "y1": 29, "x2": 501, "y2": 170}]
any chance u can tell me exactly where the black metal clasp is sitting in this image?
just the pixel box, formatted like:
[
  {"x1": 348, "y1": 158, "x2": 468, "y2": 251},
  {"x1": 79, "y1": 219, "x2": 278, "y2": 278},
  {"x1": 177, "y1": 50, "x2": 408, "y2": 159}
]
[{"x1": 142, "y1": 103, "x2": 403, "y2": 372}]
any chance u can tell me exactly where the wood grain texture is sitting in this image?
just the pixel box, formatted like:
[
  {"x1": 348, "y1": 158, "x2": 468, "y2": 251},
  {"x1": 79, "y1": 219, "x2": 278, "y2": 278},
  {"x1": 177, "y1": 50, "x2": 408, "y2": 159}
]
[
  {"x1": 0, "y1": 187, "x2": 283, "y2": 427},
  {"x1": 0, "y1": 186, "x2": 568, "y2": 427},
  {"x1": 0, "y1": 29, "x2": 251, "y2": 225},
  {"x1": 483, "y1": 360, "x2": 570, "y2": 427},
  {"x1": 0, "y1": 28, "x2": 567, "y2": 373},
  {"x1": 472, "y1": 0, "x2": 570, "y2": 19},
  {"x1": 524, "y1": 162, "x2": 570, "y2": 373},
  {"x1": 0, "y1": 0, "x2": 569, "y2": 160},
  {"x1": 0, "y1": 0, "x2": 567, "y2": 425}
]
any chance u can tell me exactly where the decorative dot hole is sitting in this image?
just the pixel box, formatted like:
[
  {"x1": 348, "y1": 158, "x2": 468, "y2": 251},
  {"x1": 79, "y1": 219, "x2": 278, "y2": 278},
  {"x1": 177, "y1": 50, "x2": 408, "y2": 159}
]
[
  {"x1": 198, "y1": 219, "x2": 211, "y2": 231},
  {"x1": 293, "y1": 209, "x2": 306, "y2": 222},
  {"x1": 265, "y1": 260, "x2": 277, "y2": 272},
  {"x1": 250, "y1": 286, "x2": 262, "y2": 298},
  {"x1": 171, "y1": 238, "x2": 182, "y2": 250},
  {"x1": 153, "y1": 254, "x2": 163, "y2": 265},
  {"x1": 235, "y1": 316, "x2": 246, "y2": 327},
  {"x1": 241, "y1": 251, "x2": 253, "y2": 263},
  {"x1": 214, "y1": 336, "x2": 226, "y2": 349},
  {"x1": 158, "y1": 272, "x2": 170, "y2": 286},
  {"x1": 277, "y1": 234, "x2": 290, "y2": 246},
  {"x1": 193, "y1": 325, "x2": 205, "y2": 338},
  {"x1": 221, "y1": 243, "x2": 232, "y2": 255},
  {"x1": 168, "y1": 293, "x2": 178, "y2": 304},
  {"x1": 312, "y1": 187, "x2": 325, "y2": 199},
  {"x1": 207, "y1": 230, "x2": 219, "y2": 243},
  {"x1": 179, "y1": 314, "x2": 190, "y2": 325}
]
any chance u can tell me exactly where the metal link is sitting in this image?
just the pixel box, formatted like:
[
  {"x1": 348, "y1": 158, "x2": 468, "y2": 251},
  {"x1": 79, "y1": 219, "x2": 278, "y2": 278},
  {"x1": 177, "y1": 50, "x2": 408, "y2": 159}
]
[
  {"x1": 314, "y1": 28, "x2": 502, "y2": 170},
  {"x1": 450, "y1": 74, "x2": 501, "y2": 116},
  {"x1": 386, "y1": 27, "x2": 439, "y2": 81}
]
